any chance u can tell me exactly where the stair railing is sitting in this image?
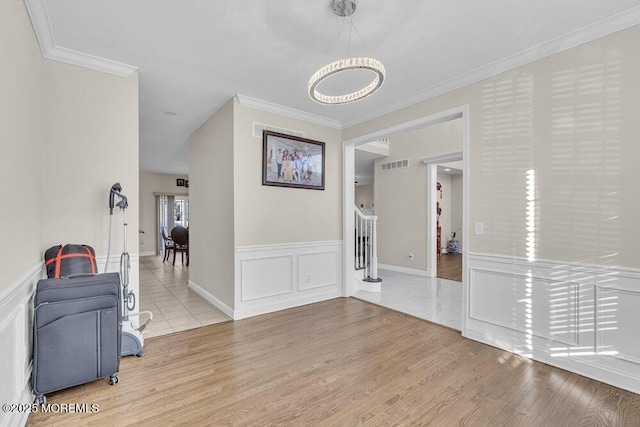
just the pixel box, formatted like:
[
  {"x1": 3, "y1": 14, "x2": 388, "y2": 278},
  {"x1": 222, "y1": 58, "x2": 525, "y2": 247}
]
[{"x1": 354, "y1": 206, "x2": 381, "y2": 282}]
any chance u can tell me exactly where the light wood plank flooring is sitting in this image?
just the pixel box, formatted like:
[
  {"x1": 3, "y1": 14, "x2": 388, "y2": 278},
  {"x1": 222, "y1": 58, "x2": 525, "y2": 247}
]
[
  {"x1": 437, "y1": 253, "x2": 462, "y2": 282},
  {"x1": 27, "y1": 298, "x2": 640, "y2": 426}
]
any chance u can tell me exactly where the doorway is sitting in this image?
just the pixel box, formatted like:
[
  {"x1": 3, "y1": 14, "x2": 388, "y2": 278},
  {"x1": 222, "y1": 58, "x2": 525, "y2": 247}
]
[
  {"x1": 157, "y1": 195, "x2": 190, "y2": 254},
  {"x1": 435, "y1": 161, "x2": 463, "y2": 282},
  {"x1": 343, "y1": 105, "x2": 469, "y2": 332}
]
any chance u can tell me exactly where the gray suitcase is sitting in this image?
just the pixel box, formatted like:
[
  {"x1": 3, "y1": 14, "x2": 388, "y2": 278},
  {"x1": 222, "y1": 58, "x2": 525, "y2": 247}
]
[{"x1": 32, "y1": 273, "x2": 121, "y2": 404}]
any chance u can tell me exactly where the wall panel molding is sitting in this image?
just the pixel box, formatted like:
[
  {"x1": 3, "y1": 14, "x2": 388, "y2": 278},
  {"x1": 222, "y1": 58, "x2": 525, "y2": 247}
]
[
  {"x1": 466, "y1": 252, "x2": 640, "y2": 394},
  {"x1": 0, "y1": 263, "x2": 43, "y2": 427},
  {"x1": 234, "y1": 241, "x2": 343, "y2": 320}
]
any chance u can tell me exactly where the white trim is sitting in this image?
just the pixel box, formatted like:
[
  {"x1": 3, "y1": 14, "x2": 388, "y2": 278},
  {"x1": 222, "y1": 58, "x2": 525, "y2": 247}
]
[
  {"x1": 420, "y1": 151, "x2": 464, "y2": 165},
  {"x1": 342, "y1": 6, "x2": 640, "y2": 129},
  {"x1": 345, "y1": 106, "x2": 464, "y2": 147},
  {"x1": 468, "y1": 267, "x2": 581, "y2": 347},
  {"x1": 235, "y1": 241, "x2": 343, "y2": 319},
  {"x1": 422, "y1": 151, "x2": 464, "y2": 279},
  {"x1": 364, "y1": 139, "x2": 390, "y2": 150},
  {"x1": 0, "y1": 264, "x2": 43, "y2": 427},
  {"x1": 466, "y1": 253, "x2": 640, "y2": 395},
  {"x1": 236, "y1": 95, "x2": 342, "y2": 130},
  {"x1": 233, "y1": 292, "x2": 343, "y2": 320},
  {"x1": 24, "y1": 0, "x2": 138, "y2": 77},
  {"x1": 0, "y1": 264, "x2": 42, "y2": 311},
  {"x1": 378, "y1": 264, "x2": 429, "y2": 277},
  {"x1": 467, "y1": 252, "x2": 640, "y2": 279},
  {"x1": 235, "y1": 240, "x2": 343, "y2": 253},
  {"x1": 425, "y1": 163, "x2": 438, "y2": 278},
  {"x1": 139, "y1": 251, "x2": 157, "y2": 257},
  {"x1": 187, "y1": 280, "x2": 235, "y2": 319},
  {"x1": 464, "y1": 324, "x2": 640, "y2": 395}
]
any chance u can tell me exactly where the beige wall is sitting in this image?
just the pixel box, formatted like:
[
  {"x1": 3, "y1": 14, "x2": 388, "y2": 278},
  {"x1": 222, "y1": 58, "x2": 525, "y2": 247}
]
[
  {"x1": 233, "y1": 101, "x2": 342, "y2": 246},
  {"x1": 187, "y1": 100, "x2": 235, "y2": 308},
  {"x1": 347, "y1": 24, "x2": 640, "y2": 269},
  {"x1": 139, "y1": 172, "x2": 189, "y2": 253},
  {"x1": 1, "y1": 0, "x2": 139, "y2": 293},
  {"x1": 1, "y1": 0, "x2": 46, "y2": 291},
  {"x1": 41, "y1": 63, "x2": 139, "y2": 259},
  {"x1": 355, "y1": 184, "x2": 374, "y2": 210},
  {"x1": 374, "y1": 119, "x2": 462, "y2": 270}
]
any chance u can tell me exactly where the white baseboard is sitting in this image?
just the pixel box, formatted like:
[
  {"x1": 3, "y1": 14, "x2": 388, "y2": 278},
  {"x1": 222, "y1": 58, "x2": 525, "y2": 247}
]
[
  {"x1": 139, "y1": 251, "x2": 156, "y2": 257},
  {"x1": 466, "y1": 252, "x2": 640, "y2": 394},
  {"x1": 0, "y1": 263, "x2": 44, "y2": 427},
  {"x1": 233, "y1": 291, "x2": 343, "y2": 320},
  {"x1": 378, "y1": 263, "x2": 430, "y2": 277},
  {"x1": 188, "y1": 280, "x2": 234, "y2": 319}
]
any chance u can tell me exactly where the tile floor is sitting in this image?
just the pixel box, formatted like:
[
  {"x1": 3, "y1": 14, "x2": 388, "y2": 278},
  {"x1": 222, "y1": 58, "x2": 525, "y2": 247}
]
[
  {"x1": 354, "y1": 268, "x2": 462, "y2": 330},
  {"x1": 138, "y1": 255, "x2": 230, "y2": 338}
]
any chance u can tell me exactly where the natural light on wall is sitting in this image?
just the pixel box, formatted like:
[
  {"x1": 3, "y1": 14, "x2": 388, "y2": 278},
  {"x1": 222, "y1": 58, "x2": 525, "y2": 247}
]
[{"x1": 526, "y1": 169, "x2": 536, "y2": 262}]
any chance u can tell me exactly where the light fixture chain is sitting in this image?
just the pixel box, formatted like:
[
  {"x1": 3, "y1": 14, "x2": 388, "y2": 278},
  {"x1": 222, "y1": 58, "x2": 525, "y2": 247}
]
[
  {"x1": 351, "y1": 20, "x2": 370, "y2": 55},
  {"x1": 332, "y1": 15, "x2": 346, "y2": 50},
  {"x1": 346, "y1": 17, "x2": 353, "y2": 59}
]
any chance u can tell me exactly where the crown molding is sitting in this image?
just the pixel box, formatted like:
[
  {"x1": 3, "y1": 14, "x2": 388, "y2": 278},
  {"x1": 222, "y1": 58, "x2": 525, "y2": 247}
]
[
  {"x1": 24, "y1": 0, "x2": 137, "y2": 77},
  {"x1": 343, "y1": 6, "x2": 640, "y2": 129},
  {"x1": 236, "y1": 95, "x2": 342, "y2": 130}
]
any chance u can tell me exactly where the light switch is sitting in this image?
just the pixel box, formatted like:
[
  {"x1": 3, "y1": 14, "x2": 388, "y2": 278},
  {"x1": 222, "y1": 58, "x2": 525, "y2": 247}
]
[{"x1": 474, "y1": 222, "x2": 484, "y2": 235}]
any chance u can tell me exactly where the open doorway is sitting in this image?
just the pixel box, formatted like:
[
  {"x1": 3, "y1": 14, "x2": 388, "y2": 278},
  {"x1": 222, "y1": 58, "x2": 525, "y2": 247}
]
[
  {"x1": 435, "y1": 162, "x2": 463, "y2": 282},
  {"x1": 157, "y1": 195, "x2": 190, "y2": 254},
  {"x1": 344, "y1": 105, "x2": 469, "y2": 332}
]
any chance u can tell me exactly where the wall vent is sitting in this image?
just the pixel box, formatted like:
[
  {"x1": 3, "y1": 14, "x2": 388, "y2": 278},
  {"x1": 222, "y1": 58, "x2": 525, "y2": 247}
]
[
  {"x1": 252, "y1": 122, "x2": 305, "y2": 139},
  {"x1": 380, "y1": 159, "x2": 410, "y2": 171}
]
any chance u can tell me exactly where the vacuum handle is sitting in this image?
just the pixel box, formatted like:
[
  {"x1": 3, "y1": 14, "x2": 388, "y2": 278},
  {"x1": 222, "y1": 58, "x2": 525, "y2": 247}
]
[{"x1": 109, "y1": 182, "x2": 122, "y2": 215}]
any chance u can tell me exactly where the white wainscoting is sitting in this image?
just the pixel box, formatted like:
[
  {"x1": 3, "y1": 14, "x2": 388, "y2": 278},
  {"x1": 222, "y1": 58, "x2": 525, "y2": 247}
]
[
  {"x1": 233, "y1": 241, "x2": 343, "y2": 320},
  {"x1": 0, "y1": 264, "x2": 43, "y2": 427},
  {"x1": 466, "y1": 252, "x2": 640, "y2": 394}
]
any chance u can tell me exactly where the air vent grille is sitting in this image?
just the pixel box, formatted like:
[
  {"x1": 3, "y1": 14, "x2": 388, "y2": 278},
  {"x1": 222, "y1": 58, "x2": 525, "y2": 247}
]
[
  {"x1": 380, "y1": 159, "x2": 409, "y2": 171},
  {"x1": 253, "y1": 122, "x2": 304, "y2": 139}
]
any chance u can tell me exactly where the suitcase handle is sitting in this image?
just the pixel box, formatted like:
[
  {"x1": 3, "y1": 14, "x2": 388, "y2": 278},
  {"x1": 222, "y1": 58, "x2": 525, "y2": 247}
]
[{"x1": 64, "y1": 273, "x2": 99, "y2": 279}]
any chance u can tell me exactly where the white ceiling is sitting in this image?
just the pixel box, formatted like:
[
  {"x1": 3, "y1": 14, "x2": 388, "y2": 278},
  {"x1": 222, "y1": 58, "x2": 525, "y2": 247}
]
[{"x1": 31, "y1": 0, "x2": 640, "y2": 174}]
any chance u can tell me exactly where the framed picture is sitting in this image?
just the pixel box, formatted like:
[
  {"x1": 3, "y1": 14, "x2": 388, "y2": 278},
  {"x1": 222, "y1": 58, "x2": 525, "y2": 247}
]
[
  {"x1": 185, "y1": 180, "x2": 189, "y2": 188},
  {"x1": 176, "y1": 179, "x2": 185, "y2": 187},
  {"x1": 262, "y1": 130, "x2": 325, "y2": 190}
]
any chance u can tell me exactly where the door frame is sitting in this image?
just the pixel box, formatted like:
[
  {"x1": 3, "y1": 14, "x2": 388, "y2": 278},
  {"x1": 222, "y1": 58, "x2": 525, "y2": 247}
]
[
  {"x1": 421, "y1": 151, "x2": 463, "y2": 278},
  {"x1": 342, "y1": 104, "x2": 469, "y2": 333}
]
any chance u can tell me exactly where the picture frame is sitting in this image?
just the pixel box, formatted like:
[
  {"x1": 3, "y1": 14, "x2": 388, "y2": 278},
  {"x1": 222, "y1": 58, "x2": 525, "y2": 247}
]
[
  {"x1": 262, "y1": 130, "x2": 325, "y2": 190},
  {"x1": 176, "y1": 179, "x2": 185, "y2": 187},
  {"x1": 185, "y1": 180, "x2": 189, "y2": 188}
]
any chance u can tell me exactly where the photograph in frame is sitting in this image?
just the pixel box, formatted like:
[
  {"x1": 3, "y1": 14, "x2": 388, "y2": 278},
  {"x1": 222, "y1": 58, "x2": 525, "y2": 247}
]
[{"x1": 262, "y1": 130, "x2": 325, "y2": 190}]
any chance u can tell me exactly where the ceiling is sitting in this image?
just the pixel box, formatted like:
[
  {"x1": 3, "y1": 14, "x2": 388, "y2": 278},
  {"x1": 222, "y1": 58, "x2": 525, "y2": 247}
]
[{"x1": 28, "y1": 0, "x2": 640, "y2": 174}]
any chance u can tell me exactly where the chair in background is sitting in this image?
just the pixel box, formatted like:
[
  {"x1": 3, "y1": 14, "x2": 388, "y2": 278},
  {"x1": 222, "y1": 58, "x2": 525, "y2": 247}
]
[
  {"x1": 170, "y1": 226, "x2": 189, "y2": 266},
  {"x1": 161, "y1": 227, "x2": 174, "y2": 262}
]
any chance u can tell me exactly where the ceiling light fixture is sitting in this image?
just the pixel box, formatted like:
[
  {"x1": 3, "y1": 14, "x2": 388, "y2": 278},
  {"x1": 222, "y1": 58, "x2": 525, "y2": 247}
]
[{"x1": 308, "y1": 0, "x2": 385, "y2": 105}]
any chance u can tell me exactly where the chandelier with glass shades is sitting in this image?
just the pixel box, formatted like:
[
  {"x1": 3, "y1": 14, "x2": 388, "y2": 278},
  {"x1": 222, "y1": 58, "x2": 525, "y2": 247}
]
[{"x1": 308, "y1": 0, "x2": 386, "y2": 105}]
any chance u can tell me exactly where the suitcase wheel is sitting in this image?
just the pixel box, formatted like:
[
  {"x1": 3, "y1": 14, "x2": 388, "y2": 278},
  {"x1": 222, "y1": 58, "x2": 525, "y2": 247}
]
[
  {"x1": 109, "y1": 375, "x2": 119, "y2": 385},
  {"x1": 36, "y1": 395, "x2": 46, "y2": 406}
]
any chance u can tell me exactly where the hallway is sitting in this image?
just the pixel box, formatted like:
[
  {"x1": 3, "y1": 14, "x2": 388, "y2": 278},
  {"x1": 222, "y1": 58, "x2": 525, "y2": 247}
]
[{"x1": 138, "y1": 255, "x2": 230, "y2": 337}]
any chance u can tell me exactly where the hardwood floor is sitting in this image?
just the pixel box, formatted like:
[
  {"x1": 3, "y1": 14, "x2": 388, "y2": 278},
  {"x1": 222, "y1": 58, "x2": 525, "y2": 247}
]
[
  {"x1": 27, "y1": 298, "x2": 640, "y2": 426},
  {"x1": 437, "y1": 253, "x2": 462, "y2": 282}
]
